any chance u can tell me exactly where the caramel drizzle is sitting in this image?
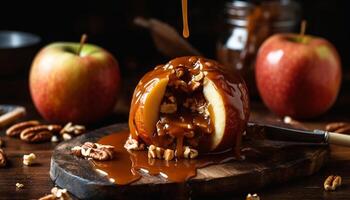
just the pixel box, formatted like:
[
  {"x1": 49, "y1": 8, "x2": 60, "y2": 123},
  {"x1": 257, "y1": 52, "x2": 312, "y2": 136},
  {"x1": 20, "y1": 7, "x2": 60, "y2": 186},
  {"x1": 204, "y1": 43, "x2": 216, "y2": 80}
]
[{"x1": 182, "y1": 0, "x2": 189, "y2": 38}]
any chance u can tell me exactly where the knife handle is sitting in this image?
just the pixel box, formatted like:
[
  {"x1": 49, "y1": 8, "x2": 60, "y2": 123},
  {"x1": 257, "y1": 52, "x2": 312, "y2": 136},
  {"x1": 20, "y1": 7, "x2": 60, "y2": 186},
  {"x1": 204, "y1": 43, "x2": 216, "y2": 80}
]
[{"x1": 327, "y1": 131, "x2": 350, "y2": 147}]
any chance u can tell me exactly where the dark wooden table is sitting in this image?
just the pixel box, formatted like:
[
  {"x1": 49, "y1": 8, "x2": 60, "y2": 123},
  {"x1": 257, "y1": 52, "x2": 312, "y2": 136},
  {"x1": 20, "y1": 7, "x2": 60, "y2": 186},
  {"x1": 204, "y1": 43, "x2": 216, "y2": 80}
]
[{"x1": 1, "y1": 78, "x2": 350, "y2": 200}]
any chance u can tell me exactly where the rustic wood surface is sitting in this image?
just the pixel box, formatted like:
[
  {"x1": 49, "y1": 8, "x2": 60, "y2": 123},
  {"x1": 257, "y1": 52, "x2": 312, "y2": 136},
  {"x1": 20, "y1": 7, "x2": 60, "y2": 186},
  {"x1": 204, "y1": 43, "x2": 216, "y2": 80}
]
[
  {"x1": 50, "y1": 123, "x2": 328, "y2": 200},
  {"x1": 1, "y1": 75, "x2": 350, "y2": 200},
  {"x1": 1, "y1": 101, "x2": 350, "y2": 200}
]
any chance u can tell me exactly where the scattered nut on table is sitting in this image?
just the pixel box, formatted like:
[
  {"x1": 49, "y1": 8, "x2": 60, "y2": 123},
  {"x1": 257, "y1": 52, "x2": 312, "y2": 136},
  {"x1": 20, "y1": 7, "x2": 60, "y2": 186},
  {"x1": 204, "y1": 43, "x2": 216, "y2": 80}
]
[
  {"x1": 20, "y1": 125, "x2": 62, "y2": 143},
  {"x1": 23, "y1": 153, "x2": 36, "y2": 166},
  {"x1": 39, "y1": 187, "x2": 72, "y2": 200},
  {"x1": 16, "y1": 183, "x2": 24, "y2": 189},
  {"x1": 324, "y1": 175, "x2": 342, "y2": 191},
  {"x1": 246, "y1": 193, "x2": 260, "y2": 200},
  {"x1": 71, "y1": 142, "x2": 115, "y2": 161},
  {"x1": 60, "y1": 122, "x2": 86, "y2": 141}
]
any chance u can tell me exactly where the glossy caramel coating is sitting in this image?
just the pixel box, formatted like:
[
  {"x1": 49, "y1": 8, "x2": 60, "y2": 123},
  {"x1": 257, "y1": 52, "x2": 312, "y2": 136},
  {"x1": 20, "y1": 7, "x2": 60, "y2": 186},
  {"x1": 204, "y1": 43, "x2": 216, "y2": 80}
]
[{"x1": 129, "y1": 56, "x2": 250, "y2": 152}]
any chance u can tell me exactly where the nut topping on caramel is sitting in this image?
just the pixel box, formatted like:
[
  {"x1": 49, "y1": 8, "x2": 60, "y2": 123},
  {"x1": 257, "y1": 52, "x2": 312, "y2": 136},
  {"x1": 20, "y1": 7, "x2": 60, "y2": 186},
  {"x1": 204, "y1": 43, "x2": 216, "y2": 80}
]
[
  {"x1": 124, "y1": 135, "x2": 145, "y2": 151},
  {"x1": 129, "y1": 56, "x2": 250, "y2": 159}
]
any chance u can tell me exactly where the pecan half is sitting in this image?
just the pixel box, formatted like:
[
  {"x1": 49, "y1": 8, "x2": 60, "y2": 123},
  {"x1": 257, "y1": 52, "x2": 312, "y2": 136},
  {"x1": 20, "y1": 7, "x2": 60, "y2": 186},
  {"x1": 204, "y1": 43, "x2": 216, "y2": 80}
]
[
  {"x1": 0, "y1": 138, "x2": 3, "y2": 147},
  {"x1": 6, "y1": 120, "x2": 40, "y2": 137},
  {"x1": 324, "y1": 175, "x2": 342, "y2": 191},
  {"x1": 0, "y1": 149, "x2": 6, "y2": 167},
  {"x1": 71, "y1": 142, "x2": 115, "y2": 161},
  {"x1": 20, "y1": 125, "x2": 61, "y2": 143}
]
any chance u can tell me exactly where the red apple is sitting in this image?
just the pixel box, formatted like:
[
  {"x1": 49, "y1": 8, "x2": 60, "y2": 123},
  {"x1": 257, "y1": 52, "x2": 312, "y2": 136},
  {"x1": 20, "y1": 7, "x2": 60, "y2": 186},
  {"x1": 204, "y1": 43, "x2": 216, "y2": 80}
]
[
  {"x1": 29, "y1": 42, "x2": 121, "y2": 123},
  {"x1": 255, "y1": 33, "x2": 342, "y2": 119}
]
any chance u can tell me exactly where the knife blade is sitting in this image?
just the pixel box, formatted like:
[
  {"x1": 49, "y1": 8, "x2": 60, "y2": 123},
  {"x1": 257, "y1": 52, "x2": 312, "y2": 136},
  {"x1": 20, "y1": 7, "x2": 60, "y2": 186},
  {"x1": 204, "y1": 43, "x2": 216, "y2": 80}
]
[{"x1": 247, "y1": 122, "x2": 350, "y2": 147}]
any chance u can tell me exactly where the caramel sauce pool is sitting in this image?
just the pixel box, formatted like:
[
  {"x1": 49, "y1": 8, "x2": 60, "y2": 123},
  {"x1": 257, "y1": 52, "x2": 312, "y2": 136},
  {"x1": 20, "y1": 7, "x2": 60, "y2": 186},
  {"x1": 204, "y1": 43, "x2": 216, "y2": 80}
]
[
  {"x1": 182, "y1": 0, "x2": 189, "y2": 38},
  {"x1": 94, "y1": 131, "x2": 236, "y2": 185}
]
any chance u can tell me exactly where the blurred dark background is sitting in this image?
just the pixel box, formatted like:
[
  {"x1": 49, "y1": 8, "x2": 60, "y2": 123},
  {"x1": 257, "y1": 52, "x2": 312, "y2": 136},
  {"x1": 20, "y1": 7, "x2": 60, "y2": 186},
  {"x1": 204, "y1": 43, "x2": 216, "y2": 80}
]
[
  {"x1": 0, "y1": 0, "x2": 349, "y2": 114},
  {"x1": 0, "y1": 0, "x2": 348, "y2": 73}
]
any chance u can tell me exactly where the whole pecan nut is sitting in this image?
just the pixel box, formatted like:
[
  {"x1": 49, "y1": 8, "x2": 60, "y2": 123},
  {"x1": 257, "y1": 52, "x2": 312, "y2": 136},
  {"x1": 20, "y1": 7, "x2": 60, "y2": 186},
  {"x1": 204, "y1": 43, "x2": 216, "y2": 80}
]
[
  {"x1": 6, "y1": 120, "x2": 40, "y2": 137},
  {"x1": 20, "y1": 125, "x2": 61, "y2": 143},
  {"x1": 324, "y1": 175, "x2": 342, "y2": 191},
  {"x1": 0, "y1": 149, "x2": 7, "y2": 167},
  {"x1": 71, "y1": 142, "x2": 115, "y2": 161}
]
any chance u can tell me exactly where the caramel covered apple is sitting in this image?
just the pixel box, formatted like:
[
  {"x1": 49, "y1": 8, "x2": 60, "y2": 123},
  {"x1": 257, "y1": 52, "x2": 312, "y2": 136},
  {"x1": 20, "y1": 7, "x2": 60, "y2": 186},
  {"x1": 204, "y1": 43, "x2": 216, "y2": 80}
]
[{"x1": 128, "y1": 56, "x2": 249, "y2": 158}]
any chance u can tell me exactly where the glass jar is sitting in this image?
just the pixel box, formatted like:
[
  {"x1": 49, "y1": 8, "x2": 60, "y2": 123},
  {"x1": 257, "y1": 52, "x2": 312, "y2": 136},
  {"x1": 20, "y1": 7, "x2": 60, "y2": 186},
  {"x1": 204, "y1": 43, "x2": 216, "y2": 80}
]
[{"x1": 217, "y1": 0, "x2": 301, "y2": 98}]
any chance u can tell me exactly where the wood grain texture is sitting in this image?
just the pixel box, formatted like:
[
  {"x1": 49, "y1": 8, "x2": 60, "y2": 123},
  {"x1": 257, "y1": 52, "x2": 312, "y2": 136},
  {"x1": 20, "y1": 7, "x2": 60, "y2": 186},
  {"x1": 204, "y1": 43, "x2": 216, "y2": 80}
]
[
  {"x1": 50, "y1": 123, "x2": 328, "y2": 200},
  {"x1": 1, "y1": 101, "x2": 350, "y2": 200}
]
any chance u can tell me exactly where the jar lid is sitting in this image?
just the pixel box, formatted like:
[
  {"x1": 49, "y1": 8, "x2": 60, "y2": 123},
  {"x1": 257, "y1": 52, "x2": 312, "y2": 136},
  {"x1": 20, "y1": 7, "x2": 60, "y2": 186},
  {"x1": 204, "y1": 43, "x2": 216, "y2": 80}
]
[{"x1": 225, "y1": 0, "x2": 300, "y2": 28}]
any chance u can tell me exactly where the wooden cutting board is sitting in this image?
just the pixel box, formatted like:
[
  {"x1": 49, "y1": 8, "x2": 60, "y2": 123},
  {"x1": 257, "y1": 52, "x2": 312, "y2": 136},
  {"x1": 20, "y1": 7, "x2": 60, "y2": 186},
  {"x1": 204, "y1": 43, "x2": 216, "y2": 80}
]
[{"x1": 50, "y1": 123, "x2": 328, "y2": 200}]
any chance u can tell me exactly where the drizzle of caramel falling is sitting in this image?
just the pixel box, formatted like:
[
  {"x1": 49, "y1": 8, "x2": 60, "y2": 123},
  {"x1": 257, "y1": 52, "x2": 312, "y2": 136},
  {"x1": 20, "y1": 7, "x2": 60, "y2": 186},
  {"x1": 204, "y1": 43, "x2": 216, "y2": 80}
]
[{"x1": 182, "y1": 0, "x2": 189, "y2": 38}]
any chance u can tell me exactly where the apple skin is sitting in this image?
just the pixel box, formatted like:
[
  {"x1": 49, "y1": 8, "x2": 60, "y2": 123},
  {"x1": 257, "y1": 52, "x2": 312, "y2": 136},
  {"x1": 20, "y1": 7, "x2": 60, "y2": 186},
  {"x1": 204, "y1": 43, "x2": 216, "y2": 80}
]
[
  {"x1": 29, "y1": 42, "x2": 121, "y2": 124},
  {"x1": 256, "y1": 34, "x2": 342, "y2": 119}
]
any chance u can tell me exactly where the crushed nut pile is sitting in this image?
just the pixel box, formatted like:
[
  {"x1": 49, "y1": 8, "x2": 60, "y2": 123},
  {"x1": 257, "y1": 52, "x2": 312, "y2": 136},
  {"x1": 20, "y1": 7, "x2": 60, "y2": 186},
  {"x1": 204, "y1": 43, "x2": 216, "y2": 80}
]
[
  {"x1": 71, "y1": 142, "x2": 115, "y2": 161},
  {"x1": 39, "y1": 187, "x2": 72, "y2": 200},
  {"x1": 324, "y1": 175, "x2": 342, "y2": 191}
]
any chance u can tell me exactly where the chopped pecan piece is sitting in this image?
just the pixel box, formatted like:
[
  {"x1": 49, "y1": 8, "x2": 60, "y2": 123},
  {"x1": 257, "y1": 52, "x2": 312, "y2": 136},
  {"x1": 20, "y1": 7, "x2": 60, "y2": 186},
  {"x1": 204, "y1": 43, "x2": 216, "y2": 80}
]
[
  {"x1": 160, "y1": 102, "x2": 177, "y2": 114},
  {"x1": 23, "y1": 153, "x2": 36, "y2": 166},
  {"x1": 39, "y1": 187, "x2": 72, "y2": 200},
  {"x1": 71, "y1": 142, "x2": 115, "y2": 161},
  {"x1": 0, "y1": 149, "x2": 7, "y2": 167},
  {"x1": 6, "y1": 120, "x2": 40, "y2": 137},
  {"x1": 16, "y1": 183, "x2": 24, "y2": 189},
  {"x1": 246, "y1": 193, "x2": 260, "y2": 200},
  {"x1": 148, "y1": 145, "x2": 157, "y2": 159},
  {"x1": 163, "y1": 149, "x2": 175, "y2": 161},
  {"x1": 183, "y1": 146, "x2": 198, "y2": 159},
  {"x1": 60, "y1": 122, "x2": 86, "y2": 136},
  {"x1": 20, "y1": 125, "x2": 61, "y2": 143},
  {"x1": 124, "y1": 136, "x2": 145, "y2": 151}
]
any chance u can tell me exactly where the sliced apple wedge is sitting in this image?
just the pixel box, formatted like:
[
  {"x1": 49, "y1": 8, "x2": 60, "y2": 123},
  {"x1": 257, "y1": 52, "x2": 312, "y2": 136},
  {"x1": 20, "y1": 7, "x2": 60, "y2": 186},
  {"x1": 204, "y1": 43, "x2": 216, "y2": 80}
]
[
  {"x1": 130, "y1": 77, "x2": 169, "y2": 144},
  {"x1": 203, "y1": 76, "x2": 248, "y2": 152}
]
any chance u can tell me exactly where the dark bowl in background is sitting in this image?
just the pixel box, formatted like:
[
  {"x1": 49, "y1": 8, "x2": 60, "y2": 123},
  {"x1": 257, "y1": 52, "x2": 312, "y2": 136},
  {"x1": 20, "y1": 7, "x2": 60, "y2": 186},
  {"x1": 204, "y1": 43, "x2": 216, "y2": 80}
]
[{"x1": 0, "y1": 31, "x2": 41, "y2": 77}]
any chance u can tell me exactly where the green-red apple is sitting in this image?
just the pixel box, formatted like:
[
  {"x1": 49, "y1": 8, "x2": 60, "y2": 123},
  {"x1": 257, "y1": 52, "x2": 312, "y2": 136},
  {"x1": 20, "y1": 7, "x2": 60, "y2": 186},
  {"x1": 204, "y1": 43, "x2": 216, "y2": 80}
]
[
  {"x1": 29, "y1": 42, "x2": 121, "y2": 123},
  {"x1": 255, "y1": 33, "x2": 342, "y2": 119}
]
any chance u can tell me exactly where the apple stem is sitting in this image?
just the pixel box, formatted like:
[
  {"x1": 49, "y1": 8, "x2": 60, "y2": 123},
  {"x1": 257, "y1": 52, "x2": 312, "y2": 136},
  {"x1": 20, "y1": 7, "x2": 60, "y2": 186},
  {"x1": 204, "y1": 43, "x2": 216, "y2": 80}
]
[
  {"x1": 299, "y1": 20, "x2": 307, "y2": 42},
  {"x1": 77, "y1": 34, "x2": 88, "y2": 56}
]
